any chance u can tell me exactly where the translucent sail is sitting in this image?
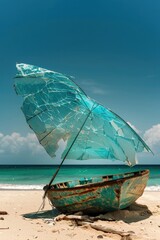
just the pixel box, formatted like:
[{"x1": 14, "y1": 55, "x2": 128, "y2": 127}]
[{"x1": 14, "y1": 63, "x2": 151, "y2": 166}]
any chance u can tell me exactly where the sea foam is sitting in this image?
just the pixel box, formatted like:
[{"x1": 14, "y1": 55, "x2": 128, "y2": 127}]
[
  {"x1": 0, "y1": 183, "x2": 160, "y2": 191},
  {"x1": 145, "y1": 186, "x2": 160, "y2": 192},
  {"x1": 0, "y1": 184, "x2": 44, "y2": 190}
]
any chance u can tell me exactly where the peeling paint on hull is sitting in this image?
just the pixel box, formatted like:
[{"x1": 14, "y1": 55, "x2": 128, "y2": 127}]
[{"x1": 45, "y1": 169, "x2": 149, "y2": 214}]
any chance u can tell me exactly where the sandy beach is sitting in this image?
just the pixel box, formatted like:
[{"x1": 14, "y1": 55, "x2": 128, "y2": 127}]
[{"x1": 0, "y1": 190, "x2": 160, "y2": 240}]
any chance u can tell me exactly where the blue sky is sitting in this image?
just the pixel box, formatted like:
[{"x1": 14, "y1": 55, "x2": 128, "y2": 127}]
[{"x1": 0, "y1": 0, "x2": 160, "y2": 165}]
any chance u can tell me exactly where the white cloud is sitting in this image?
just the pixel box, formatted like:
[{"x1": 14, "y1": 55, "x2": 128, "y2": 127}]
[
  {"x1": 0, "y1": 131, "x2": 62, "y2": 164},
  {"x1": 0, "y1": 123, "x2": 160, "y2": 164},
  {"x1": 90, "y1": 86, "x2": 107, "y2": 95},
  {"x1": 80, "y1": 80, "x2": 109, "y2": 96},
  {"x1": 143, "y1": 124, "x2": 160, "y2": 154},
  {"x1": 0, "y1": 132, "x2": 43, "y2": 155}
]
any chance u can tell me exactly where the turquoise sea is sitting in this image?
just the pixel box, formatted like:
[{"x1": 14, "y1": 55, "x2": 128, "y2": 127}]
[{"x1": 0, "y1": 165, "x2": 160, "y2": 191}]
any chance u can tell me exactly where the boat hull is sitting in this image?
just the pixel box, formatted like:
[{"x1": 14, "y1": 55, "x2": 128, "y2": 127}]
[{"x1": 45, "y1": 169, "x2": 149, "y2": 214}]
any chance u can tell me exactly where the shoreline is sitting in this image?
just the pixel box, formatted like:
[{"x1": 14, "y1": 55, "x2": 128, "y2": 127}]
[
  {"x1": 0, "y1": 184, "x2": 160, "y2": 191},
  {"x1": 0, "y1": 190, "x2": 160, "y2": 240}
]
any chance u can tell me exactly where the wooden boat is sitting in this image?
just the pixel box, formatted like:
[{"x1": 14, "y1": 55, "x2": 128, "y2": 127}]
[
  {"x1": 14, "y1": 64, "x2": 152, "y2": 214},
  {"x1": 44, "y1": 169, "x2": 149, "y2": 214}
]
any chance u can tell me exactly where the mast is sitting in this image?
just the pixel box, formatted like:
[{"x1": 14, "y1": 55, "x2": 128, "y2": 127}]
[{"x1": 43, "y1": 104, "x2": 97, "y2": 199}]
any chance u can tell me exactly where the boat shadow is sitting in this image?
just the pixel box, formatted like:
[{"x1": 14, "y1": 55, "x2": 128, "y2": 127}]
[
  {"x1": 23, "y1": 202, "x2": 152, "y2": 224},
  {"x1": 99, "y1": 202, "x2": 152, "y2": 223},
  {"x1": 23, "y1": 208, "x2": 60, "y2": 219}
]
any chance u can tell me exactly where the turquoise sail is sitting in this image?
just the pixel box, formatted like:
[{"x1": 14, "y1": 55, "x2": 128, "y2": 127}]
[{"x1": 14, "y1": 63, "x2": 151, "y2": 166}]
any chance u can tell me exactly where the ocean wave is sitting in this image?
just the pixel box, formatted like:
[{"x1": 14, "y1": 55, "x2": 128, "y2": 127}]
[
  {"x1": 0, "y1": 184, "x2": 44, "y2": 190},
  {"x1": 0, "y1": 183, "x2": 160, "y2": 191},
  {"x1": 145, "y1": 186, "x2": 160, "y2": 192}
]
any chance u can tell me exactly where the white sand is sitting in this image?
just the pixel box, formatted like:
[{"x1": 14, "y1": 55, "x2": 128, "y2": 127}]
[{"x1": 0, "y1": 190, "x2": 160, "y2": 240}]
